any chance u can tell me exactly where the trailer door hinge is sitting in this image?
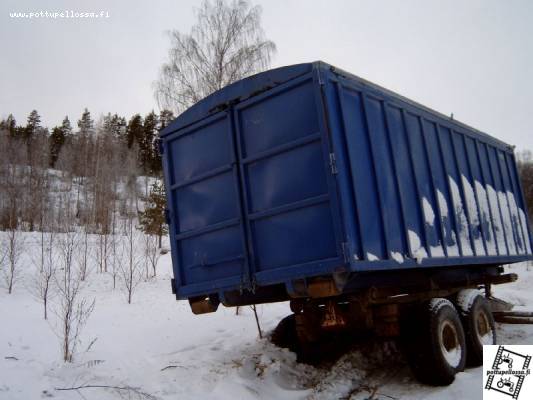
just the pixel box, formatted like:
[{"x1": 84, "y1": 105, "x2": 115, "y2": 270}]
[
  {"x1": 341, "y1": 242, "x2": 350, "y2": 263},
  {"x1": 164, "y1": 209, "x2": 171, "y2": 225},
  {"x1": 329, "y1": 152, "x2": 338, "y2": 175},
  {"x1": 317, "y1": 71, "x2": 324, "y2": 85}
]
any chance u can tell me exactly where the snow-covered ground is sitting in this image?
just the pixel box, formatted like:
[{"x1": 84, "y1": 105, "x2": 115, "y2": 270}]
[{"x1": 1, "y1": 233, "x2": 533, "y2": 400}]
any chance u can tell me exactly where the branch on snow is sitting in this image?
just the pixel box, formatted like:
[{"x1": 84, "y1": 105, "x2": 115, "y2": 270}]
[{"x1": 55, "y1": 384, "x2": 157, "y2": 400}]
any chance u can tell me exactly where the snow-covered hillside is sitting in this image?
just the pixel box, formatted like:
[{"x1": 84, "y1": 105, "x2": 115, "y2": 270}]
[{"x1": 1, "y1": 232, "x2": 533, "y2": 400}]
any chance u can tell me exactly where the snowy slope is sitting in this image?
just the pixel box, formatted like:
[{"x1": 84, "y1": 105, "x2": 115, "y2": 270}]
[{"x1": 1, "y1": 232, "x2": 533, "y2": 400}]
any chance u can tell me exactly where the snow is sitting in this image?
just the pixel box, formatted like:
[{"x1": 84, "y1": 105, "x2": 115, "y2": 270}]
[
  {"x1": 480, "y1": 331, "x2": 495, "y2": 346},
  {"x1": 423, "y1": 197, "x2": 435, "y2": 226},
  {"x1": 408, "y1": 229, "x2": 428, "y2": 264},
  {"x1": 474, "y1": 181, "x2": 497, "y2": 256},
  {"x1": 507, "y1": 191, "x2": 529, "y2": 254},
  {"x1": 437, "y1": 190, "x2": 449, "y2": 218},
  {"x1": 461, "y1": 175, "x2": 485, "y2": 255},
  {"x1": 519, "y1": 208, "x2": 532, "y2": 254},
  {"x1": 499, "y1": 191, "x2": 517, "y2": 255},
  {"x1": 429, "y1": 297, "x2": 454, "y2": 314},
  {"x1": 1, "y1": 232, "x2": 533, "y2": 400},
  {"x1": 431, "y1": 244, "x2": 445, "y2": 257},
  {"x1": 449, "y1": 177, "x2": 474, "y2": 256},
  {"x1": 391, "y1": 251, "x2": 404, "y2": 264},
  {"x1": 366, "y1": 252, "x2": 379, "y2": 261},
  {"x1": 486, "y1": 183, "x2": 507, "y2": 255},
  {"x1": 436, "y1": 189, "x2": 461, "y2": 256},
  {"x1": 455, "y1": 289, "x2": 482, "y2": 314}
]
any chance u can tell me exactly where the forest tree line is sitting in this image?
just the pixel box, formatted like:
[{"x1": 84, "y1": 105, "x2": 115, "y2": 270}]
[{"x1": 0, "y1": 109, "x2": 172, "y2": 235}]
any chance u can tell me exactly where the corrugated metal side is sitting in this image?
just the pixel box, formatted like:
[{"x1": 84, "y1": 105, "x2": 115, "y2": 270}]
[{"x1": 324, "y1": 68, "x2": 532, "y2": 271}]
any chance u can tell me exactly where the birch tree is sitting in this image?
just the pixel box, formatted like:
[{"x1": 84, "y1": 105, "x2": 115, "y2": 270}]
[
  {"x1": 120, "y1": 215, "x2": 143, "y2": 304},
  {"x1": 54, "y1": 229, "x2": 95, "y2": 362},
  {"x1": 30, "y1": 229, "x2": 56, "y2": 319},
  {"x1": 155, "y1": 0, "x2": 276, "y2": 114},
  {"x1": 2, "y1": 227, "x2": 24, "y2": 294}
]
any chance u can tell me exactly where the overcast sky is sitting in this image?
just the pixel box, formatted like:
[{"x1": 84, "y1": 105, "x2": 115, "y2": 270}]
[{"x1": 1, "y1": 0, "x2": 532, "y2": 150}]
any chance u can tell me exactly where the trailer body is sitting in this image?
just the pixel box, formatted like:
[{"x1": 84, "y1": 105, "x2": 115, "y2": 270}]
[{"x1": 159, "y1": 62, "x2": 533, "y2": 304}]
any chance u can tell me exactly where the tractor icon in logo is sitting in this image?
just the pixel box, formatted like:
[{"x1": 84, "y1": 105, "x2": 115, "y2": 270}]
[
  {"x1": 497, "y1": 353, "x2": 514, "y2": 370},
  {"x1": 497, "y1": 377, "x2": 515, "y2": 393}
]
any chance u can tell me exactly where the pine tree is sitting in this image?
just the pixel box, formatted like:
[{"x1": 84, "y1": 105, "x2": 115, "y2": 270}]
[
  {"x1": 0, "y1": 114, "x2": 17, "y2": 136},
  {"x1": 138, "y1": 180, "x2": 168, "y2": 248},
  {"x1": 126, "y1": 114, "x2": 143, "y2": 149},
  {"x1": 159, "y1": 110, "x2": 174, "y2": 130},
  {"x1": 112, "y1": 114, "x2": 127, "y2": 140},
  {"x1": 77, "y1": 108, "x2": 94, "y2": 136},
  {"x1": 61, "y1": 116, "x2": 73, "y2": 137},
  {"x1": 140, "y1": 111, "x2": 158, "y2": 174},
  {"x1": 25, "y1": 110, "x2": 41, "y2": 139},
  {"x1": 102, "y1": 113, "x2": 127, "y2": 141},
  {"x1": 152, "y1": 110, "x2": 174, "y2": 174},
  {"x1": 49, "y1": 126, "x2": 66, "y2": 167}
]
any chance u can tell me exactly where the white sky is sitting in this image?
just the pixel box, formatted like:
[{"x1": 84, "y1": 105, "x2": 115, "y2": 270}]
[{"x1": 1, "y1": 0, "x2": 532, "y2": 150}]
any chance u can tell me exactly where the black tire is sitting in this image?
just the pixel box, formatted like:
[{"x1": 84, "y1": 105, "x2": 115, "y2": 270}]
[
  {"x1": 270, "y1": 314, "x2": 299, "y2": 353},
  {"x1": 402, "y1": 298, "x2": 467, "y2": 386},
  {"x1": 456, "y1": 290, "x2": 496, "y2": 366}
]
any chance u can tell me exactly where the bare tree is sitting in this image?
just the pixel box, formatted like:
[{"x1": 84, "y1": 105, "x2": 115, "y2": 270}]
[
  {"x1": 0, "y1": 131, "x2": 25, "y2": 231},
  {"x1": 142, "y1": 234, "x2": 161, "y2": 278},
  {"x1": 109, "y1": 233, "x2": 123, "y2": 290},
  {"x1": 120, "y1": 216, "x2": 143, "y2": 304},
  {"x1": 94, "y1": 232, "x2": 111, "y2": 274},
  {"x1": 30, "y1": 229, "x2": 57, "y2": 319},
  {"x1": 78, "y1": 226, "x2": 91, "y2": 281},
  {"x1": 155, "y1": 0, "x2": 276, "y2": 114},
  {"x1": 54, "y1": 228, "x2": 95, "y2": 362},
  {"x1": 120, "y1": 148, "x2": 141, "y2": 218},
  {"x1": 2, "y1": 227, "x2": 24, "y2": 294},
  {"x1": 23, "y1": 133, "x2": 50, "y2": 231}
]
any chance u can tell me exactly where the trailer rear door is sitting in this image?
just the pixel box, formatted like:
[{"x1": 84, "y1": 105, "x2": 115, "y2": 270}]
[{"x1": 163, "y1": 70, "x2": 345, "y2": 297}]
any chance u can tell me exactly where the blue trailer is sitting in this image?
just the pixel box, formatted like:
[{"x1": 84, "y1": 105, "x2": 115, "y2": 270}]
[{"x1": 160, "y1": 62, "x2": 532, "y2": 385}]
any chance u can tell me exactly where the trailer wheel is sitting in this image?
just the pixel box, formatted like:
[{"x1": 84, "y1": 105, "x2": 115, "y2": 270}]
[
  {"x1": 456, "y1": 290, "x2": 496, "y2": 366},
  {"x1": 403, "y1": 298, "x2": 466, "y2": 386},
  {"x1": 270, "y1": 314, "x2": 299, "y2": 353}
]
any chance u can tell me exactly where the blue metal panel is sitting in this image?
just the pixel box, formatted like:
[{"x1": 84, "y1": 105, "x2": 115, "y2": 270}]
[
  {"x1": 162, "y1": 112, "x2": 249, "y2": 295},
  {"x1": 335, "y1": 86, "x2": 386, "y2": 260},
  {"x1": 507, "y1": 152, "x2": 533, "y2": 253},
  {"x1": 438, "y1": 126, "x2": 475, "y2": 256},
  {"x1": 364, "y1": 96, "x2": 408, "y2": 261},
  {"x1": 424, "y1": 121, "x2": 459, "y2": 256},
  {"x1": 406, "y1": 113, "x2": 445, "y2": 258},
  {"x1": 160, "y1": 61, "x2": 533, "y2": 299},
  {"x1": 477, "y1": 141, "x2": 506, "y2": 255},
  {"x1": 465, "y1": 136, "x2": 496, "y2": 255},
  {"x1": 498, "y1": 149, "x2": 526, "y2": 253},
  {"x1": 233, "y1": 73, "x2": 344, "y2": 284}
]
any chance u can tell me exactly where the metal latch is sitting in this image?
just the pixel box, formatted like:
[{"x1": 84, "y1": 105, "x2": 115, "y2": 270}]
[
  {"x1": 329, "y1": 152, "x2": 338, "y2": 174},
  {"x1": 341, "y1": 242, "x2": 350, "y2": 263}
]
